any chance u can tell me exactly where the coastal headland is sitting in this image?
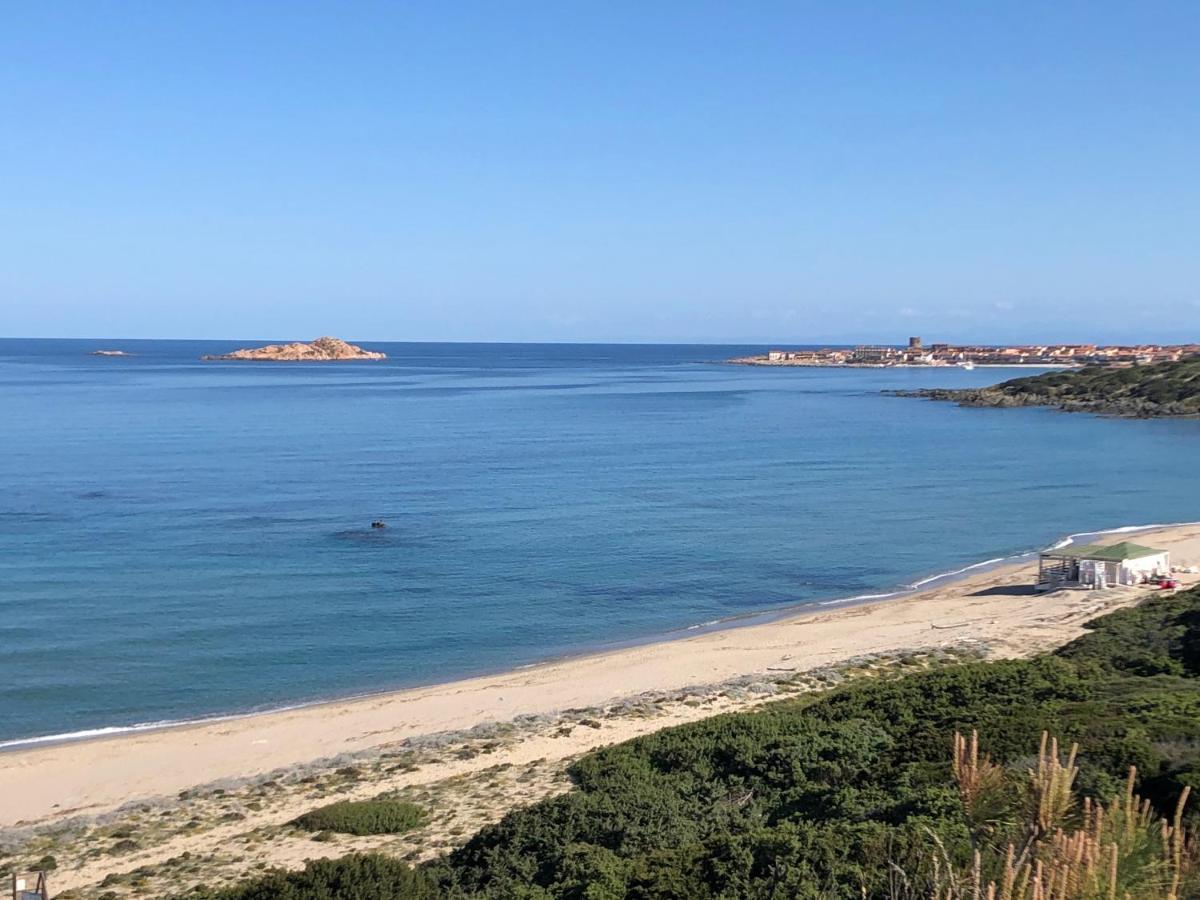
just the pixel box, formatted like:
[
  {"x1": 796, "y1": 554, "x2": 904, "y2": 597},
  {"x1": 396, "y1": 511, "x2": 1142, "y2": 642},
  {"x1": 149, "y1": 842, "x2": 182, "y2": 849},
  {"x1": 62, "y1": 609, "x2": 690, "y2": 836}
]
[
  {"x1": 4, "y1": 523, "x2": 1199, "y2": 896},
  {"x1": 201, "y1": 336, "x2": 385, "y2": 362},
  {"x1": 891, "y1": 355, "x2": 1200, "y2": 418},
  {"x1": 731, "y1": 336, "x2": 1200, "y2": 368}
]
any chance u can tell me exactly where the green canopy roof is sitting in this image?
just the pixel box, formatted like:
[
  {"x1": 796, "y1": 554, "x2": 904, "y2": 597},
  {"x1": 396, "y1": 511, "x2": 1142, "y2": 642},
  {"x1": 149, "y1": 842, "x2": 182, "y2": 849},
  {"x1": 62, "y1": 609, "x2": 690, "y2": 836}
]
[{"x1": 1044, "y1": 541, "x2": 1166, "y2": 562}]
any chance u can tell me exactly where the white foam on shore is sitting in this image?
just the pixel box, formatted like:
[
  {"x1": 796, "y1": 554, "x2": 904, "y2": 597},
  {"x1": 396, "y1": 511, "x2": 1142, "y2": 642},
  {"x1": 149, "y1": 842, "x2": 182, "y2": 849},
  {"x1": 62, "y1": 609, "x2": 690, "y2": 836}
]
[
  {"x1": 0, "y1": 702, "x2": 318, "y2": 752},
  {"x1": 817, "y1": 591, "x2": 901, "y2": 608},
  {"x1": 909, "y1": 556, "x2": 1010, "y2": 589},
  {"x1": 813, "y1": 557, "x2": 1017, "y2": 610},
  {"x1": 786, "y1": 521, "x2": 1200, "y2": 612},
  {"x1": 1044, "y1": 523, "x2": 1191, "y2": 553},
  {"x1": 0, "y1": 720, "x2": 218, "y2": 751},
  {"x1": 4, "y1": 519, "x2": 1198, "y2": 752}
]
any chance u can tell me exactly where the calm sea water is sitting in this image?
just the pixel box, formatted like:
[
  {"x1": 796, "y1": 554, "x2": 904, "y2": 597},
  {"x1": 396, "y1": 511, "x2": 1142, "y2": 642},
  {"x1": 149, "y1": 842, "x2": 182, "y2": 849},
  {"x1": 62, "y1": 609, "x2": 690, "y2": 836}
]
[{"x1": 2, "y1": 339, "x2": 1197, "y2": 745}]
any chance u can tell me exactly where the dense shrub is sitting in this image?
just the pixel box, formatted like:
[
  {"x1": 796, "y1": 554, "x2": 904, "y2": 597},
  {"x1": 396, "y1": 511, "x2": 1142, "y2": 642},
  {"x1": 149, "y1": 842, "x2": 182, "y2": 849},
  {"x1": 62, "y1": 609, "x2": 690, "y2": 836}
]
[
  {"x1": 184, "y1": 588, "x2": 1200, "y2": 898},
  {"x1": 430, "y1": 589, "x2": 1200, "y2": 897},
  {"x1": 899, "y1": 356, "x2": 1200, "y2": 416},
  {"x1": 189, "y1": 854, "x2": 439, "y2": 899},
  {"x1": 291, "y1": 800, "x2": 426, "y2": 836},
  {"x1": 999, "y1": 357, "x2": 1200, "y2": 413},
  {"x1": 902, "y1": 357, "x2": 1200, "y2": 417}
]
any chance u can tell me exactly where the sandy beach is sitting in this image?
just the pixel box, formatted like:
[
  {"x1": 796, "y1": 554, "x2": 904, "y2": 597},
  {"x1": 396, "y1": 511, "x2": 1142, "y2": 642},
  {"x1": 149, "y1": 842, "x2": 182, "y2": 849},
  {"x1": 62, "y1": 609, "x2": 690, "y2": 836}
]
[{"x1": 4, "y1": 523, "x2": 1199, "y2": 895}]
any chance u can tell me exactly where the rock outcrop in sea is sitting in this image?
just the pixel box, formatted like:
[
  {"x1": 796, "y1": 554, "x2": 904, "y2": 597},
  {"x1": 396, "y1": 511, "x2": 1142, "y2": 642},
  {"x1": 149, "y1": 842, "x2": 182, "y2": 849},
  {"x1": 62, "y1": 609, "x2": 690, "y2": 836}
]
[{"x1": 202, "y1": 337, "x2": 386, "y2": 362}]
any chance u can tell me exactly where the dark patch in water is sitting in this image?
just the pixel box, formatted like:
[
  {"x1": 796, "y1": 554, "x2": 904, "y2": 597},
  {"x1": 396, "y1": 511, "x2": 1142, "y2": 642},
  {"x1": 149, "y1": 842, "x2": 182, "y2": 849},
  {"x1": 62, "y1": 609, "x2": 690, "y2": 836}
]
[
  {"x1": 584, "y1": 389, "x2": 750, "y2": 400},
  {"x1": 0, "y1": 510, "x2": 60, "y2": 521},
  {"x1": 225, "y1": 514, "x2": 313, "y2": 528},
  {"x1": 77, "y1": 490, "x2": 110, "y2": 500},
  {"x1": 333, "y1": 529, "x2": 397, "y2": 543},
  {"x1": 393, "y1": 382, "x2": 597, "y2": 397}
]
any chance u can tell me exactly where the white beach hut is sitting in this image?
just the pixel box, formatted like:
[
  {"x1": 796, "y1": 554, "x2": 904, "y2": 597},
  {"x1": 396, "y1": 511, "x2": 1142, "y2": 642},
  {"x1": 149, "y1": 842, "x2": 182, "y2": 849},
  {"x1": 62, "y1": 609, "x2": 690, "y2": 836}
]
[{"x1": 1036, "y1": 541, "x2": 1170, "y2": 591}]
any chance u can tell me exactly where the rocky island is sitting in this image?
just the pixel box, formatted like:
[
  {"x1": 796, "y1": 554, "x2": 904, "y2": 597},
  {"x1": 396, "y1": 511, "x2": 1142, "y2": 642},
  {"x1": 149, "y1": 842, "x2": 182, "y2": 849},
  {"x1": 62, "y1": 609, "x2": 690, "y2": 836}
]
[
  {"x1": 891, "y1": 356, "x2": 1200, "y2": 418},
  {"x1": 201, "y1": 336, "x2": 386, "y2": 362}
]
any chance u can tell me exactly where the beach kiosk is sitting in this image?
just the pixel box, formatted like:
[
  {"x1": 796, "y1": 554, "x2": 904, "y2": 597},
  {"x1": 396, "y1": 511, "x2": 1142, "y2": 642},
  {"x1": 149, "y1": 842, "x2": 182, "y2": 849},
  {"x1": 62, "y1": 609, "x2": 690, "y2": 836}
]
[{"x1": 1036, "y1": 541, "x2": 1169, "y2": 592}]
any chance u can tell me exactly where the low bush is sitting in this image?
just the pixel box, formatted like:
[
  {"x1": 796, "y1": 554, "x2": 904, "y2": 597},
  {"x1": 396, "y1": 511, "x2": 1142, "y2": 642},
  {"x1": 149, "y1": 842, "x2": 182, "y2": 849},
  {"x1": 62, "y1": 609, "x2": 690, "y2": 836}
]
[
  {"x1": 291, "y1": 800, "x2": 426, "y2": 836},
  {"x1": 189, "y1": 854, "x2": 439, "y2": 899}
]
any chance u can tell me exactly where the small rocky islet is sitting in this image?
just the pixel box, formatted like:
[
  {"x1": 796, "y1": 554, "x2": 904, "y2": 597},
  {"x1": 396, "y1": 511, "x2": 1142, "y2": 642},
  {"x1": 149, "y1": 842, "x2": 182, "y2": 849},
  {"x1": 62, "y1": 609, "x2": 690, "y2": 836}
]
[{"x1": 201, "y1": 336, "x2": 386, "y2": 362}]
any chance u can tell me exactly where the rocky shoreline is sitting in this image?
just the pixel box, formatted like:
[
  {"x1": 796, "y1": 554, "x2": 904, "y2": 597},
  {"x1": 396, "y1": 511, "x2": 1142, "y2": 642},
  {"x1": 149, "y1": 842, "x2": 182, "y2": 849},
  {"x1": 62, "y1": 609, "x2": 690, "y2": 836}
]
[
  {"x1": 890, "y1": 357, "x2": 1200, "y2": 418},
  {"x1": 888, "y1": 387, "x2": 1199, "y2": 418},
  {"x1": 202, "y1": 337, "x2": 385, "y2": 362}
]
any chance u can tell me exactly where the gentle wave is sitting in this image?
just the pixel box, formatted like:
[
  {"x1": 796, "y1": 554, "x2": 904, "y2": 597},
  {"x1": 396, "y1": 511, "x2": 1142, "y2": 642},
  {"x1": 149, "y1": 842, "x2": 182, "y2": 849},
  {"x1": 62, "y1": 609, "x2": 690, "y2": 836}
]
[
  {"x1": 732, "y1": 520, "x2": 1200, "y2": 619},
  {"x1": 818, "y1": 591, "x2": 902, "y2": 607},
  {"x1": 4, "y1": 519, "x2": 1198, "y2": 753},
  {"x1": 0, "y1": 720, "x2": 214, "y2": 751},
  {"x1": 1047, "y1": 521, "x2": 1191, "y2": 551},
  {"x1": 909, "y1": 556, "x2": 1011, "y2": 590},
  {"x1": 0, "y1": 703, "x2": 315, "y2": 752}
]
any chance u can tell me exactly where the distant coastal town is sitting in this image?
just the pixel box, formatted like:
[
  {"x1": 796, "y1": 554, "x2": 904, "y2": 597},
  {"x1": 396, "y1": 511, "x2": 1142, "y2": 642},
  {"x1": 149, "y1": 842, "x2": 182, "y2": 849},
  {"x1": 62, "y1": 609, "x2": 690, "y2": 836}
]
[{"x1": 731, "y1": 336, "x2": 1200, "y2": 368}]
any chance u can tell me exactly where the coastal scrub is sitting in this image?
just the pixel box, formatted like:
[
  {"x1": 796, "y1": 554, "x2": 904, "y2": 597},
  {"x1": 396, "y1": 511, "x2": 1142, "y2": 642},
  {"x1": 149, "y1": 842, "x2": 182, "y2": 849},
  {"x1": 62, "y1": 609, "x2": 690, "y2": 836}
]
[
  {"x1": 185, "y1": 587, "x2": 1200, "y2": 898},
  {"x1": 291, "y1": 800, "x2": 426, "y2": 837},
  {"x1": 891, "y1": 356, "x2": 1200, "y2": 417}
]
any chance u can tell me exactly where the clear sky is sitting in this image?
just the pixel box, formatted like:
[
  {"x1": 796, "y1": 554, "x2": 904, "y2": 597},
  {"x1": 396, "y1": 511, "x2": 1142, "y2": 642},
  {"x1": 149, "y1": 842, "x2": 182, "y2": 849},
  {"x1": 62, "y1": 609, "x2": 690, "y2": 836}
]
[{"x1": 2, "y1": 2, "x2": 1198, "y2": 344}]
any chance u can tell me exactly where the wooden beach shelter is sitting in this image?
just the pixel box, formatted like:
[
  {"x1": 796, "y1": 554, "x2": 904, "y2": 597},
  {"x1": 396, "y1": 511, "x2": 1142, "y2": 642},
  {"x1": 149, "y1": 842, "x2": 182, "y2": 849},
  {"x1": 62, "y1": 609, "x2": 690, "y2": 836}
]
[
  {"x1": 10, "y1": 871, "x2": 50, "y2": 900},
  {"x1": 1036, "y1": 541, "x2": 1169, "y2": 591}
]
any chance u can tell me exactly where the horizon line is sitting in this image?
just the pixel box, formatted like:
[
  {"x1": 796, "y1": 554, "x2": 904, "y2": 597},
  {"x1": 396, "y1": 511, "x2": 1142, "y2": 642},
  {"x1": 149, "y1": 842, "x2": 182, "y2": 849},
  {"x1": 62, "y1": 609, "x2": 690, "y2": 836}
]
[{"x1": 1, "y1": 335, "x2": 1194, "y2": 348}]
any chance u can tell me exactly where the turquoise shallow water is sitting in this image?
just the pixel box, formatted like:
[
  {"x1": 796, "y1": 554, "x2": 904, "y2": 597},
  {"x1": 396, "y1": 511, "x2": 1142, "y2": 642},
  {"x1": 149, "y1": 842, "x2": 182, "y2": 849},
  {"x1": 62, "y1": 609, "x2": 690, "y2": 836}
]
[{"x1": 1, "y1": 339, "x2": 1197, "y2": 745}]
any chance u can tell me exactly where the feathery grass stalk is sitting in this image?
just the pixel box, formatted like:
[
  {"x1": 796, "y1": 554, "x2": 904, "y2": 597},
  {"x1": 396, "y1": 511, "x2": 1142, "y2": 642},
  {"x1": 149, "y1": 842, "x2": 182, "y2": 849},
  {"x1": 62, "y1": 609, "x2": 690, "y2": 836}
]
[
  {"x1": 1030, "y1": 731, "x2": 1079, "y2": 834},
  {"x1": 938, "y1": 732, "x2": 1196, "y2": 900}
]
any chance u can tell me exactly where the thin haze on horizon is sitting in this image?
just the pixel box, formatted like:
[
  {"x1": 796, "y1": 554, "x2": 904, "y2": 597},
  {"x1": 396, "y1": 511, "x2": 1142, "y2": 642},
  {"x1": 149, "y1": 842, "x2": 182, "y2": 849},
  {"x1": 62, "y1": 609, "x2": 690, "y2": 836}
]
[{"x1": 2, "y1": 2, "x2": 1198, "y2": 344}]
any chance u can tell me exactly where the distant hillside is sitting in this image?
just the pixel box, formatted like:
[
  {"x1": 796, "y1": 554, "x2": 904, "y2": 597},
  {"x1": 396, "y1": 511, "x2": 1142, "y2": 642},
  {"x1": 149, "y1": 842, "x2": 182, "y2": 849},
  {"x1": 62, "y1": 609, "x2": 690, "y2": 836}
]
[
  {"x1": 189, "y1": 587, "x2": 1200, "y2": 898},
  {"x1": 894, "y1": 356, "x2": 1200, "y2": 417}
]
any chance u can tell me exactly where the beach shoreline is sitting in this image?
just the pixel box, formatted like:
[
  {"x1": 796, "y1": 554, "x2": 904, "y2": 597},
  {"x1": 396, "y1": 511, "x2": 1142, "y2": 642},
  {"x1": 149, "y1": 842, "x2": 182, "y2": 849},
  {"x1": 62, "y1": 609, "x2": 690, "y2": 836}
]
[
  {"x1": 3, "y1": 521, "x2": 1199, "y2": 835},
  {"x1": 5, "y1": 521, "x2": 1199, "y2": 896},
  {"x1": 1, "y1": 521, "x2": 1182, "y2": 756}
]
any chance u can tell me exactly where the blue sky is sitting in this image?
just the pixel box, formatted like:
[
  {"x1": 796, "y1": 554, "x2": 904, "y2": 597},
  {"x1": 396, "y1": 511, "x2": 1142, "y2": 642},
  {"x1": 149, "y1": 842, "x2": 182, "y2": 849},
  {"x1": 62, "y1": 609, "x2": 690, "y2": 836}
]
[{"x1": 2, "y1": 2, "x2": 1197, "y2": 343}]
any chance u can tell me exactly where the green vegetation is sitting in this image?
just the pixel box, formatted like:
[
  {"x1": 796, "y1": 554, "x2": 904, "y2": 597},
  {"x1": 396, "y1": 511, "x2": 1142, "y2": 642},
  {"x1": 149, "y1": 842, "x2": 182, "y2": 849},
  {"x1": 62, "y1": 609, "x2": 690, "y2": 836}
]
[
  {"x1": 894, "y1": 356, "x2": 1200, "y2": 417},
  {"x1": 188, "y1": 854, "x2": 440, "y2": 899},
  {"x1": 188, "y1": 589, "x2": 1200, "y2": 898},
  {"x1": 934, "y1": 729, "x2": 1191, "y2": 898},
  {"x1": 291, "y1": 800, "x2": 427, "y2": 837}
]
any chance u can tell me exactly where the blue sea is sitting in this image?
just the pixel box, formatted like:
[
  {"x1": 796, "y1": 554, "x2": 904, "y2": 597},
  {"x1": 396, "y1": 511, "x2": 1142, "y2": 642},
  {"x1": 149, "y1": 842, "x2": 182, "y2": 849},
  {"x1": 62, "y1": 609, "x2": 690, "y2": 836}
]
[{"x1": 1, "y1": 339, "x2": 1197, "y2": 746}]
